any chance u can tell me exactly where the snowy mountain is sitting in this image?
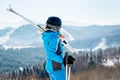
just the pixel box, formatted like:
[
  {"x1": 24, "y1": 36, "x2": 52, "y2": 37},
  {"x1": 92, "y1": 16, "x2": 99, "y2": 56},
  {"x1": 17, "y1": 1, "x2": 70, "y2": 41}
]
[
  {"x1": 63, "y1": 25, "x2": 120, "y2": 40},
  {"x1": 0, "y1": 27, "x2": 13, "y2": 37},
  {"x1": 0, "y1": 24, "x2": 120, "y2": 49},
  {"x1": 5, "y1": 24, "x2": 42, "y2": 47},
  {"x1": 0, "y1": 24, "x2": 120, "y2": 74},
  {"x1": 70, "y1": 29, "x2": 120, "y2": 49}
]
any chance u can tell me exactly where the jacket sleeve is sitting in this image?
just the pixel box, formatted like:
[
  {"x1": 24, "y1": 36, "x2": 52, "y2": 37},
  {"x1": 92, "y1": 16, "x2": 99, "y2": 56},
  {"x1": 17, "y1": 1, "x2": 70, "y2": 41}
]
[{"x1": 48, "y1": 35, "x2": 59, "y2": 53}]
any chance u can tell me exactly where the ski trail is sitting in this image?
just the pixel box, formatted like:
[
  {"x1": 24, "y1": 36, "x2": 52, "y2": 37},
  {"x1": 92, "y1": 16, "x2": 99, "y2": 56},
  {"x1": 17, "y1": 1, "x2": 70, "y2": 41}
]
[
  {"x1": 93, "y1": 37, "x2": 107, "y2": 51},
  {"x1": 0, "y1": 28, "x2": 15, "y2": 44}
]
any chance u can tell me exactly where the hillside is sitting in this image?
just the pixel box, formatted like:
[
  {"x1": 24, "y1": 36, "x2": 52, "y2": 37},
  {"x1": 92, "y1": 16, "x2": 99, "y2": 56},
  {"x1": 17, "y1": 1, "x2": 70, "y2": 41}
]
[{"x1": 0, "y1": 24, "x2": 120, "y2": 48}]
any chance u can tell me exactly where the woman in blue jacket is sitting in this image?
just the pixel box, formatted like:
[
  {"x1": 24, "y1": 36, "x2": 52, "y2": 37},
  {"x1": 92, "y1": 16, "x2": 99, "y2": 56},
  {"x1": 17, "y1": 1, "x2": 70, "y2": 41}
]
[{"x1": 42, "y1": 16, "x2": 66, "y2": 80}]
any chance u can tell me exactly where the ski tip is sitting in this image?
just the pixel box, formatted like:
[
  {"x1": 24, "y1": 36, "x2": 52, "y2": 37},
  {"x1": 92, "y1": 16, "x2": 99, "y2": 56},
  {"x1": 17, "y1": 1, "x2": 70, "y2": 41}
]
[
  {"x1": 9, "y1": 4, "x2": 12, "y2": 9},
  {"x1": 6, "y1": 4, "x2": 12, "y2": 11}
]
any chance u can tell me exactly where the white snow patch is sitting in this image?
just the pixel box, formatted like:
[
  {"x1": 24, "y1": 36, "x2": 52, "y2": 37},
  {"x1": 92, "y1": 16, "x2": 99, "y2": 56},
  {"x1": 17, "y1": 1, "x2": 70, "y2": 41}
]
[
  {"x1": 3, "y1": 45, "x2": 36, "y2": 50},
  {"x1": 102, "y1": 59, "x2": 115, "y2": 67},
  {"x1": 19, "y1": 67, "x2": 23, "y2": 71},
  {"x1": 0, "y1": 36, "x2": 9, "y2": 44},
  {"x1": 93, "y1": 37, "x2": 107, "y2": 51},
  {"x1": 0, "y1": 28, "x2": 15, "y2": 44}
]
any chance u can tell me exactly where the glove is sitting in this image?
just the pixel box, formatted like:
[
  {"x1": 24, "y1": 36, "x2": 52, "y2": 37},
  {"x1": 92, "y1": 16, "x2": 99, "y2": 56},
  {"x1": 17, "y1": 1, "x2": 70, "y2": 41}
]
[
  {"x1": 63, "y1": 52, "x2": 75, "y2": 67},
  {"x1": 59, "y1": 34, "x2": 67, "y2": 44}
]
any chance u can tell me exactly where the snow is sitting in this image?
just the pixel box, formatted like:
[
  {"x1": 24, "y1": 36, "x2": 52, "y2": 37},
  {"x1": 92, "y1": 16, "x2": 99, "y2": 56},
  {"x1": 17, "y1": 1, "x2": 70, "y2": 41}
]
[
  {"x1": 19, "y1": 67, "x2": 23, "y2": 71},
  {"x1": 0, "y1": 28, "x2": 15, "y2": 44},
  {"x1": 0, "y1": 36, "x2": 9, "y2": 44},
  {"x1": 3, "y1": 45, "x2": 36, "y2": 50},
  {"x1": 93, "y1": 37, "x2": 107, "y2": 51},
  {"x1": 102, "y1": 59, "x2": 115, "y2": 67}
]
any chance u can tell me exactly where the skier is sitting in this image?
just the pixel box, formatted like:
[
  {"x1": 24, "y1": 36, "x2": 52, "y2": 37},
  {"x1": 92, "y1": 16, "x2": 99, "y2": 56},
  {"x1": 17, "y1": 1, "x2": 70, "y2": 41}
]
[
  {"x1": 7, "y1": 6, "x2": 75, "y2": 80},
  {"x1": 42, "y1": 16, "x2": 75, "y2": 80}
]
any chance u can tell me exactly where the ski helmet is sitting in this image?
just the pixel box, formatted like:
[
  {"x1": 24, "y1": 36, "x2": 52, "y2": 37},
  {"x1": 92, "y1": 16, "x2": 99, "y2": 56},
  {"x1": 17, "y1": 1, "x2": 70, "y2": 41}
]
[{"x1": 46, "y1": 16, "x2": 62, "y2": 31}]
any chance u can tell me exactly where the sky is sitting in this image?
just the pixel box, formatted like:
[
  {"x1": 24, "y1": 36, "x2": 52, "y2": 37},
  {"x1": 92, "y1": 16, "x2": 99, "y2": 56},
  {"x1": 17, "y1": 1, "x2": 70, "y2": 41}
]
[{"x1": 0, "y1": 0, "x2": 120, "y2": 28}]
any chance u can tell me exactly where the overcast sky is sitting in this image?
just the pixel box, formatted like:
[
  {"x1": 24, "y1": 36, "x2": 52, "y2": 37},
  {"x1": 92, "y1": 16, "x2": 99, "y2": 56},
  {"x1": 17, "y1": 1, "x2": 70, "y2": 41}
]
[{"x1": 0, "y1": 0, "x2": 120, "y2": 28}]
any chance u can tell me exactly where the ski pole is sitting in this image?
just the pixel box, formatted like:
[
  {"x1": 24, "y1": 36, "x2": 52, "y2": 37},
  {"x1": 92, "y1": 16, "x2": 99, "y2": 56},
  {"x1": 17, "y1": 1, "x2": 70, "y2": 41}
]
[
  {"x1": 6, "y1": 5, "x2": 79, "y2": 54},
  {"x1": 66, "y1": 63, "x2": 68, "y2": 80},
  {"x1": 65, "y1": 52, "x2": 72, "y2": 80},
  {"x1": 65, "y1": 52, "x2": 68, "y2": 80},
  {"x1": 68, "y1": 65, "x2": 71, "y2": 80},
  {"x1": 66, "y1": 65, "x2": 71, "y2": 80}
]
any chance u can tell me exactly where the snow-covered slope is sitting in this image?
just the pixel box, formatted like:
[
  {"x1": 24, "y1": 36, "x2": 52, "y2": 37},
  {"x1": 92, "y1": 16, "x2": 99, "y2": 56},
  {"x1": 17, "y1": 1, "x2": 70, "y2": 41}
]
[{"x1": 0, "y1": 24, "x2": 120, "y2": 49}]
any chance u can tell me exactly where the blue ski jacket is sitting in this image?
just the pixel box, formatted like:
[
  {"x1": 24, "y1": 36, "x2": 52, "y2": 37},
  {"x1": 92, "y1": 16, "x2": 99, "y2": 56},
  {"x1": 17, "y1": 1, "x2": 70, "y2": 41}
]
[{"x1": 42, "y1": 30, "x2": 64, "y2": 73}]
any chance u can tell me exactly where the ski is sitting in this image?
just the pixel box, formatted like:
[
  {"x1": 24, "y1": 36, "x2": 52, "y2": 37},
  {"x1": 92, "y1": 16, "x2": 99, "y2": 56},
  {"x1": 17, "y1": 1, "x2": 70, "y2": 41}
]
[
  {"x1": 6, "y1": 5, "x2": 79, "y2": 54},
  {"x1": 6, "y1": 5, "x2": 44, "y2": 31}
]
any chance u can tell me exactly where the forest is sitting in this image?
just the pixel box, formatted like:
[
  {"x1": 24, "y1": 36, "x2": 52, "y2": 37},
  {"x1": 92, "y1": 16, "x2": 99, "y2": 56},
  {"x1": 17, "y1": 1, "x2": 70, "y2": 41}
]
[{"x1": 0, "y1": 46, "x2": 120, "y2": 80}]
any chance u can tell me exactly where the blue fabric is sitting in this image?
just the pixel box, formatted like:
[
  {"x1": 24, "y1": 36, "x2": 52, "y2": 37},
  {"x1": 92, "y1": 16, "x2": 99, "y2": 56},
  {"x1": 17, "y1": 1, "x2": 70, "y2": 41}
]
[{"x1": 42, "y1": 30, "x2": 65, "y2": 80}]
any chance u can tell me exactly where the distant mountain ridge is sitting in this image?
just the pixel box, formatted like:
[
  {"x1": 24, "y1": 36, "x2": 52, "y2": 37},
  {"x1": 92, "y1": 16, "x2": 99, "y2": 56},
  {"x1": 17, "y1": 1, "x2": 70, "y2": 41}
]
[
  {"x1": 63, "y1": 25, "x2": 120, "y2": 40},
  {"x1": 0, "y1": 24, "x2": 120, "y2": 49},
  {"x1": 0, "y1": 27, "x2": 13, "y2": 37}
]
